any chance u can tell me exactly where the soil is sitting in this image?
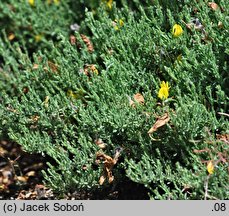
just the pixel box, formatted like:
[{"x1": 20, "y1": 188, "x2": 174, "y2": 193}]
[{"x1": 0, "y1": 139, "x2": 150, "y2": 200}]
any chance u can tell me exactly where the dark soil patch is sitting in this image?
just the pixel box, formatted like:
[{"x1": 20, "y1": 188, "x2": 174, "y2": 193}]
[{"x1": 0, "y1": 139, "x2": 150, "y2": 200}]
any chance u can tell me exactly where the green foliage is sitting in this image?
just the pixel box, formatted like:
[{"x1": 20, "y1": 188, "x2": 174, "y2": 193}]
[
  {"x1": 0, "y1": 0, "x2": 76, "y2": 53},
  {"x1": 0, "y1": 0, "x2": 228, "y2": 199}
]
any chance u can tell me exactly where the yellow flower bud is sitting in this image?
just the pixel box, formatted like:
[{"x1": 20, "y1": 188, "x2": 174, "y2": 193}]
[
  {"x1": 28, "y1": 0, "x2": 35, "y2": 6},
  {"x1": 207, "y1": 161, "x2": 214, "y2": 175},
  {"x1": 172, "y1": 24, "x2": 183, "y2": 37}
]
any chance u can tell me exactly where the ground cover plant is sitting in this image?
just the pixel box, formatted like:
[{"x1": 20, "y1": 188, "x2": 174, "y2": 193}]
[{"x1": 0, "y1": 0, "x2": 228, "y2": 199}]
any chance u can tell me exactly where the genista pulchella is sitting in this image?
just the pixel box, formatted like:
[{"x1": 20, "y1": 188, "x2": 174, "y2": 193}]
[{"x1": 0, "y1": 0, "x2": 227, "y2": 199}]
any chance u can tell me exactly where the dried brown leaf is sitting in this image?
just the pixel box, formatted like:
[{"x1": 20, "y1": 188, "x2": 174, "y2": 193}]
[
  {"x1": 99, "y1": 175, "x2": 106, "y2": 185},
  {"x1": 128, "y1": 93, "x2": 144, "y2": 107},
  {"x1": 193, "y1": 7, "x2": 199, "y2": 14},
  {"x1": 6, "y1": 105, "x2": 19, "y2": 114},
  {"x1": 201, "y1": 34, "x2": 213, "y2": 43},
  {"x1": 96, "y1": 152, "x2": 115, "y2": 165},
  {"x1": 148, "y1": 113, "x2": 170, "y2": 134},
  {"x1": 84, "y1": 64, "x2": 98, "y2": 76},
  {"x1": 133, "y1": 93, "x2": 144, "y2": 105},
  {"x1": 23, "y1": 87, "x2": 29, "y2": 94},
  {"x1": 217, "y1": 152, "x2": 227, "y2": 163},
  {"x1": 96, "y1": 151, "x2": 120, "y2": 185},
  {"x1": 106, "y1": 167, "x2": 114, "y2": 183},
  {"x1": 113, "y1": 147, "x2": 123, "y2": 161},
  {"x1": 17, "y1": 189, "x2": 37, "y2": 200},
  {"x1": 80, "y1": 34, "x2": 94, "y2": 53},
  {"x1": 17, "y1": 176, "x2": 28, "y2": 183},
  {"x1": 26, "y1": 171, "x2": 36, "y2": 177},
  {"x1": 208, "y1": 2, "x2": 219, "y2": 10},
  {"x1": 32, "y1": 64, "x2": 39, "y2": 70},
  {"x1": 70, "y1": 35, "x2": 76, "y2": 45},
  {"x1": 35, "y1": 184, "x2": 47, "y2": 190},
  {"x1": 95, "y1": 138, "x2": 106, "y2": 149},
  {"x1": 29, "y1": 115, "x2": 40, "y2": 123},
  {"x1": 216, "y1": 134, "x2": 229, "y2": 144},
  {"x1": 193, "y1": 148, "x2": 210, "y2": 154},
  {"x1": 82, "y1": 165, "x2": 87, "y2": 171},
  {"x1": 218, "y1": 21, "x2": 223, "y2": 29},
  {"x1": 47, "y1": 61, "x2": 58, "y2": 73}
]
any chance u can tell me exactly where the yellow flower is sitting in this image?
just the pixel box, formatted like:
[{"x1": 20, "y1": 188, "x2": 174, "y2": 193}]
[
  {"x1": 114, "y1": 19, "x2": 124, "y2": 30},
  {"x1": 177, "y1": 54, "x2": 182, "y2": 62},
  {"x1": 158, "y1": 81, "x2": 170, "y2": 100},
  {"x1": 47, "y1": 0, "x2": 60, "y2": 4},
  {"x1": 119, "y1": 19, "x2": 124, "y2": 26},
  {"x1": 34, "y1": 34, "x2": 43, "y2": 42},
  {"x1": 28, "y1": 0, "x2": 35, "y2": 6},
  {"x1": 102, "y1": 0, "x2": 113, "y2": 9},
  {"x1": 175, "y1": 54, "x2": 182, "y2": 66},
  {"x1": 8, "y1": 33, "x2": 15, "y2": 41},
  {"x1": 207, "y1": 161, "x2": 214, "y2": 175},
  {"x1": 107, "y1": 0, "x2": 113, "y2": 9},
  {"x1": 54, "y1": 0, "x2": 60, "y2": 5},
  {"x1": 172, "y1": 24, "x2": 183, "y2": 37},
  {"x1": 67, "y1": 89, "x2": 84, "y2": 100}
]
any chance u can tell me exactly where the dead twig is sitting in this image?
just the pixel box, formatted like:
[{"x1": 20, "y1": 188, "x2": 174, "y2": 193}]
[
  {"x1": 204, "y1": 175, "x2": 210, "y2": 200},
  {"x1": 217, "y1": 112, "x2": 229, "y2": 117}
]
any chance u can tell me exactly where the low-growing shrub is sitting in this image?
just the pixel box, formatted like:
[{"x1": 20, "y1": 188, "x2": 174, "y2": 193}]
[{"x1": 0, "y1": 0, "x2": 228, "y2": 199}]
